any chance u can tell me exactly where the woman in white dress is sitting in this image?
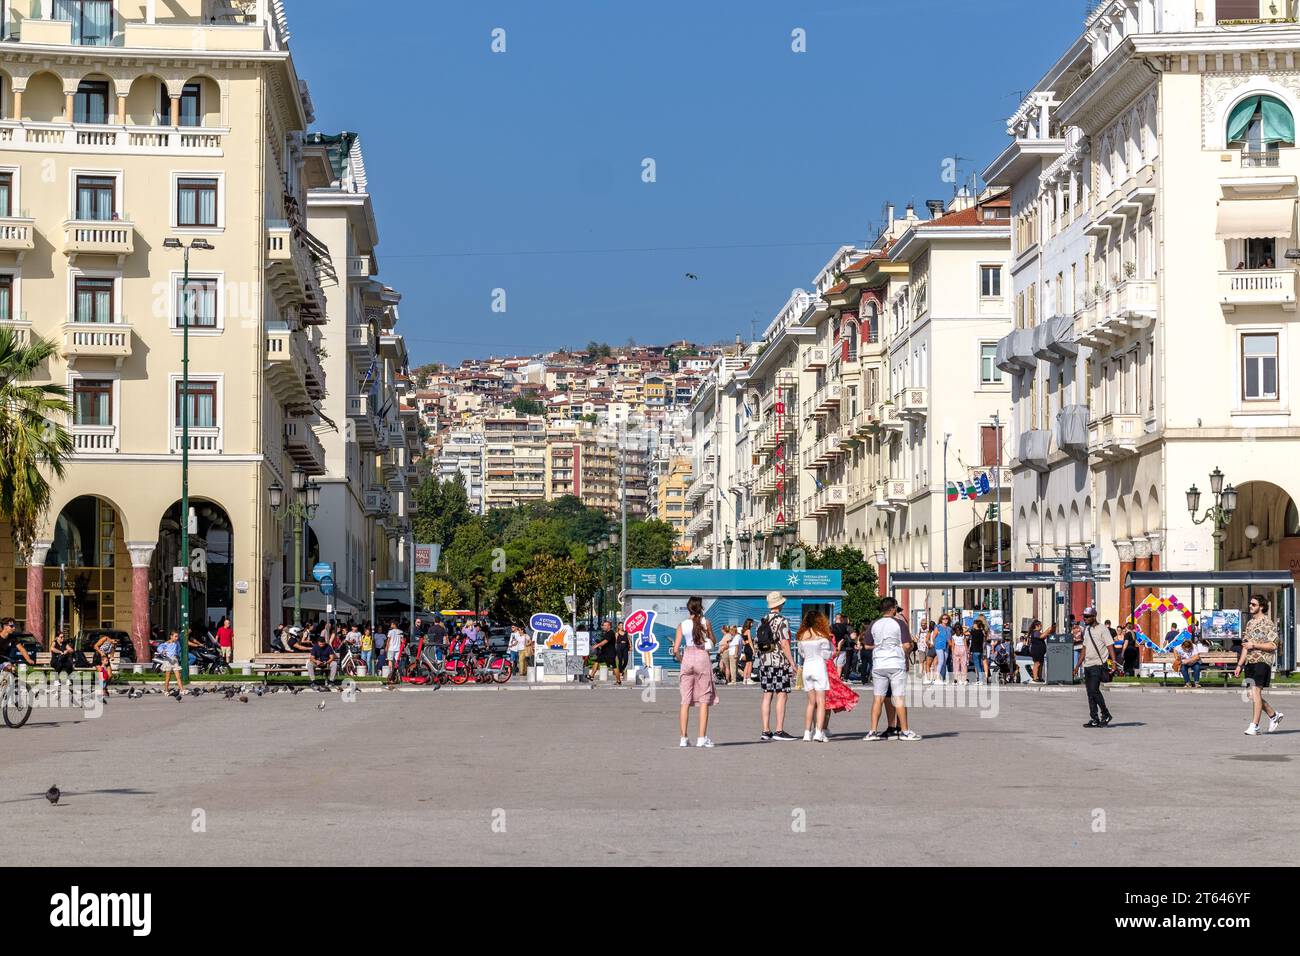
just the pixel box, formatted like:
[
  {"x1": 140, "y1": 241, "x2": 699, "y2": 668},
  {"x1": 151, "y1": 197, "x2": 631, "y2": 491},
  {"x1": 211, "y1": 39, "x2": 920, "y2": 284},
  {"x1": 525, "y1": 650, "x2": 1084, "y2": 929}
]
[{"x1": 796, "y1": 609, "x2": 833, "y2": 742}]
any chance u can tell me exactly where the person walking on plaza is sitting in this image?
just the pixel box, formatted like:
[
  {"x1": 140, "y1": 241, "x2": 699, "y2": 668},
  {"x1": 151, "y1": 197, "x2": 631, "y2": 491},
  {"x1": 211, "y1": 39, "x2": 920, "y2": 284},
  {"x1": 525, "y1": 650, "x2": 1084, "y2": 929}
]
[
  {"x1": 739, "y1": 618, "x2": 756, "y2": 684},
  {"x1": 588, "y1": 619, "x2": 614, "y2": 682},
  {"x1": 613, "y1": 622, "x2": 631, "y2": 685},
  {"x1": 720, "y1": 625, "x2": 740, "y2": 685},
  {"x1": 862, "y1": 597, "x2": 919, "y2": 741},
  {"x1": 360, "y1": 625, "x2": 374, "y2": 676},
  {"x1": 673, "y1": 596, "x2": 718, "y2": 748},
  {"x1": 929, "y1": 614, "x2": 953, "y2": 684},
  {"x1": 507, "y1": 625, "x2": 525, "y2": 678},
  {"x1": 757, "y1": 593, "x2": 798, "y2": 741},
  {"x1": 1075, "y1": 607, "x2": 1114, "y2": 728},
  {"x1": 831, "y1": 612, "x2": 853, "y2": 679},
  {"x1": 969, "y1": 616, "x2": 987, "y2": 684},
  {"x1": 158, "y1": 629, "x2": 185, "y2": 697},
  {"x1": 1027, "y1": 620, "x2": 1047, "y2": 683},
  {"x1": 949, "y1": 621, "x2": 971, "y2": 684},
  {"x1": 385, "y1": 620, "x2": 405, "y2": 684},
  {"x1": 797, "y1": 610, "x2": 833, "y2": 742},
  {"x1": 1121, "y1": 624, "x2": 1141, "y2": 677},
  {"x1": 1236, "y1": 594, "x2": 1284, "y2": 736}
]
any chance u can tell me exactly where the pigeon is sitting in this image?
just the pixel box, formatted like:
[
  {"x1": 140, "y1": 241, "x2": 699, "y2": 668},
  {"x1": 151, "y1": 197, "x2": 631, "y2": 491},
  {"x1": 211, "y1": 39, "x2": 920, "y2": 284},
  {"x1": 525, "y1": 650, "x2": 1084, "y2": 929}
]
[
  {"x1": 317, "y1": 701, "x2": 326, "y2": 711},
  {"x1": 238, "y1": 694, "x2": 249, "y2": 703},
  {"x1": 224, "y1": 688, "x2": 237, "y2": 700},
  {"x1": 45, "y1": 786, "x2": 60, "y2": 806},
  {"x1": 290, "y1": 686, "x2": 303, "y2": 695},
  {"x1": 254, "y1": 686, "x2": 265, "y2": 697},
  {"x1": 685, "y1": 273, "x2": 699, "y2": 280}
]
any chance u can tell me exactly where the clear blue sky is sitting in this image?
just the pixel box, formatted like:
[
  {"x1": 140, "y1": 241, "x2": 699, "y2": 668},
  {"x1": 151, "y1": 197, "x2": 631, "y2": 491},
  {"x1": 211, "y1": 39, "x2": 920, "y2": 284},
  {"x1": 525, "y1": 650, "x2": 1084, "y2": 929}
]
[{"x1": 293, "y1": 0, "x2": 1085, "y2": 366}]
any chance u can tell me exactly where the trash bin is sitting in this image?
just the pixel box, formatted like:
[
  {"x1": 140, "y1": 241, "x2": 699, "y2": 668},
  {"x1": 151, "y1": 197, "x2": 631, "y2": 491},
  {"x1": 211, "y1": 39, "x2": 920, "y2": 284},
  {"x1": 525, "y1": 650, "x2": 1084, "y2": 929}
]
[{"x1": 1045, "y1": 636, "x2": 1074, "y2": 684}]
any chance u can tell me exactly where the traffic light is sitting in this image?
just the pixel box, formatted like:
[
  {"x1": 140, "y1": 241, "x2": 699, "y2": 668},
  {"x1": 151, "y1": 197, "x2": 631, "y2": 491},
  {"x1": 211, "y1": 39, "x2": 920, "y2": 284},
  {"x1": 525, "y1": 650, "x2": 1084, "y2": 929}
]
[{"x1": 986, "y1": 504, "x2": 999, "y2": 521}]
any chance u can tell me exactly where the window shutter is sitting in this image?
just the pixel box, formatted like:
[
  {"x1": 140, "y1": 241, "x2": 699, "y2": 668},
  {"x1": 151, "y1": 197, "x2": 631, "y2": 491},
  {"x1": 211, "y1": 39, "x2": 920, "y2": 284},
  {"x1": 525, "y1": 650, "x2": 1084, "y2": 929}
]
[
  {"x1": 981, "y1": 426, "x2": 1000, "y2": 467},
  {"x1": 1217, "y1": 0, "x2": 1261, "y2": 21}
]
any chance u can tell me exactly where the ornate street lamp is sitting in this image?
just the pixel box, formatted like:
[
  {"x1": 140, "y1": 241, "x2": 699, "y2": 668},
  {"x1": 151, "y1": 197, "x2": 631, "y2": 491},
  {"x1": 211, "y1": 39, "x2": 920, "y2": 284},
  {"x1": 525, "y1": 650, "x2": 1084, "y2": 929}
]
[
  {"x1": 271, "y1": 469, "x2": 321, "y2": 627},
  {"x1": 1187, "y1": 467, "x2": 1238, "y2": 589}
]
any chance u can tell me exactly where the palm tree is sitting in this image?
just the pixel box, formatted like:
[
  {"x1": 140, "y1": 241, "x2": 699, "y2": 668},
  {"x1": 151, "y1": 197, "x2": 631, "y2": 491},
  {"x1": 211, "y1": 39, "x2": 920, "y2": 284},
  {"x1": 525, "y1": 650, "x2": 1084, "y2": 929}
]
[{"x1": 0, "y1": 330, "x2": 74, "y2": 559}]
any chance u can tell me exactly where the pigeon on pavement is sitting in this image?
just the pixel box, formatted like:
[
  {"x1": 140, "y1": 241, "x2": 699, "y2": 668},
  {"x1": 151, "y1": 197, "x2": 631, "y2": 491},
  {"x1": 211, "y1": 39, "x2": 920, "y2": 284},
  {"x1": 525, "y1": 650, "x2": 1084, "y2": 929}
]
[
  {"x1": 45, "y1": 786, "x2": 60, "y2": 806},
  {"x1": 239, "y1": 694, "x2": 249, "y2": 703}
]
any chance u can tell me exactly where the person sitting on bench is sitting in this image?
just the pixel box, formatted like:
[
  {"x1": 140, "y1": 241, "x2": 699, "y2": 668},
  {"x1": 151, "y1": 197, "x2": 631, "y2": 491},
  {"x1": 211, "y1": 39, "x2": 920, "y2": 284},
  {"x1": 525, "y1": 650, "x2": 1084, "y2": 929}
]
[
  {"x1": 288, "y1": 626, "x2": 313, "y2": 653},
  {"x1": 306, "y1": 633, "x2": 338, "y2": 688},
  {"x1": 1176, "y1": 639, "x2": 1203, "y2": 688}
]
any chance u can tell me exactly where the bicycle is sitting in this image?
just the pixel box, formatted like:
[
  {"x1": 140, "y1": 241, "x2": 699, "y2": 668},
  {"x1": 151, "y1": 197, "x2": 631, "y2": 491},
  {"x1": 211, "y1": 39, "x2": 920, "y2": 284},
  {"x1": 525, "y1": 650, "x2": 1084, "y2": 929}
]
[
  {"x1": 1, "y1": 663, "x2": 33, "y2": 728},
  {"x1": 339, "y1": 643, "x2": 365, "y2": 678}
]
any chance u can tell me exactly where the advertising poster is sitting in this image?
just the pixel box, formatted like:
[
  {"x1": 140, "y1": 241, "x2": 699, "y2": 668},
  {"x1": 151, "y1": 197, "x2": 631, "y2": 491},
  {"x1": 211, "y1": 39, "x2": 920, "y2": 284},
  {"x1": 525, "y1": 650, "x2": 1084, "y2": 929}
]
[{"x1": 1200, "y1": 609, "x2": 1241, "y2": 648}]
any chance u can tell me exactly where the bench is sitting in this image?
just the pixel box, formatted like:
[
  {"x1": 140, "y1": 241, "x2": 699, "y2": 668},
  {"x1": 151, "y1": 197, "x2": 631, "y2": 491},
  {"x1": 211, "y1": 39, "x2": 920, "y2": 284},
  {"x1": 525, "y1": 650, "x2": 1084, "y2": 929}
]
[
  {"x1": 32, "y1": 651, "x2": 121, "y2": 673},
  {"x1": 251, "y1": 653, "x2": 313, "y2": 677},
  {"x1": 1148, "y1": 652, "x2": 1239, "y2": 686}
]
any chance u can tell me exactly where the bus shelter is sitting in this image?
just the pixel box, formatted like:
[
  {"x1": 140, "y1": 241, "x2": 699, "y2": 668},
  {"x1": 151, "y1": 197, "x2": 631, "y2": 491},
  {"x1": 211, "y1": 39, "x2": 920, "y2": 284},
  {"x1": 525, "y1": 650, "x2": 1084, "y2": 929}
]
[
  {"x1": 888, "y1": 571, "x2": 1069, "y2": 681},
  {"x1": 1124, "y1": 570, "x2": 1296, "y2": 672},
  {"x1": 624, "y1": 568, "x2": 846, "y2": 671}
]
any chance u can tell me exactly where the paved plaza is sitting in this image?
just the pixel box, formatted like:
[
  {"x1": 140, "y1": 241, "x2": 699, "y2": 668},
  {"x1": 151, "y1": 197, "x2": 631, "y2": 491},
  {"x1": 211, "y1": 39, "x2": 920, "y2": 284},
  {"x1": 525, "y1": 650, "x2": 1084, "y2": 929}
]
[{"x1": 3, "y1": 682, "x2": 1297, "y2": 866}]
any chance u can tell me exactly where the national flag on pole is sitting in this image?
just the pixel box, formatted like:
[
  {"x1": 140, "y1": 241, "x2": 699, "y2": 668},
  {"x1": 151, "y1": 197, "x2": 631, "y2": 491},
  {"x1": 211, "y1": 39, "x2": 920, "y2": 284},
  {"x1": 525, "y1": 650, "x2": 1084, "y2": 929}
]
[
  {"x1": 946, "y1": 483, "x2": 959, "y2": 503},
  {"x1": 979, "y1": 473, "x2": 991, "y2": 496},
  {"x1": 964, "y1": 481, "x2": 980, "y2": 501}
]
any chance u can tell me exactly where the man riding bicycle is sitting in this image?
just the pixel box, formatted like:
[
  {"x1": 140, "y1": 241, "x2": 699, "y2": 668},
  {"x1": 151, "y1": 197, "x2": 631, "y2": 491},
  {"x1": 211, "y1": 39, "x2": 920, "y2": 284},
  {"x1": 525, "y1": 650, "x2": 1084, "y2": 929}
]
[{"x1": 0, "y1": 618, "x2": 35, "y2": 669}]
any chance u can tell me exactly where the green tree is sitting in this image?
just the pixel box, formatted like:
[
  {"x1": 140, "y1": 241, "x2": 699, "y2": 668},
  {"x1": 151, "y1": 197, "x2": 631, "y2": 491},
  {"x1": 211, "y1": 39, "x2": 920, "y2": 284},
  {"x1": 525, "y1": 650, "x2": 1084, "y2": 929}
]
[
  {"x1": 508, "y1": 397, "x2": 545, "y2": 416},
  {"x1": 493, "y1": 554, "x2": 599, "y2": 624},
  {"x1": 420, "y1": 575, "x2": 461, "y2": 612},
  {"x1": 412, "y1": 474, "x2": 473, "y2": 551},
  {"x1": 783, "y1": 544, "x2": 880, "y2": 626},
  {"x1": 0, "y1": 332, "x2": 74, "y2": 557},
  {"x1": 626, "y1": 519, "x2": 676, "y2": 569}
]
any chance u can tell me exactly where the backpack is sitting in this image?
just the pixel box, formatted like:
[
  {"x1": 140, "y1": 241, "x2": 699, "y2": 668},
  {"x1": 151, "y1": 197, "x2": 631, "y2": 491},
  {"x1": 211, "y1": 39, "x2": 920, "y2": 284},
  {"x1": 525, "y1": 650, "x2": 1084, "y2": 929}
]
[{"x1": 754, "y1": 615, "x2": 778, "y2": 653}]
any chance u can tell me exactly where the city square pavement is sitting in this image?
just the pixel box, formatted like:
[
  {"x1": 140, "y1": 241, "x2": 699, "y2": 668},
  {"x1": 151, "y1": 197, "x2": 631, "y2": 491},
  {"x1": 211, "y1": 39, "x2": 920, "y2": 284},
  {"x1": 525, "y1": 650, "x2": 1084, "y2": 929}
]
[{"x1": 2, "y1": 681, "x2": 1297, "y2": 866}]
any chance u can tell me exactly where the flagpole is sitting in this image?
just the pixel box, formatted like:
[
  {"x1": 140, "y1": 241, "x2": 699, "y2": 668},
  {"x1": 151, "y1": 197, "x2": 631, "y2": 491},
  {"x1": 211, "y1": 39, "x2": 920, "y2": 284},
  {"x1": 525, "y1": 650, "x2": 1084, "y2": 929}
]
[{"x1": 942, "y1": 433, "x2": 950, "y2": 613}]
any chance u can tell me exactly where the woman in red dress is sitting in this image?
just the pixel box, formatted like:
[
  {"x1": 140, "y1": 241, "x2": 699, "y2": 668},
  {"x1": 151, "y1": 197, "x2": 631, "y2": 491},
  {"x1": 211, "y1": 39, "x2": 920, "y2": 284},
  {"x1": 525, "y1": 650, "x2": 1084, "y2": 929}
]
[{"x1": 822, "y1": 626, "x2": 860, "y2": 734}]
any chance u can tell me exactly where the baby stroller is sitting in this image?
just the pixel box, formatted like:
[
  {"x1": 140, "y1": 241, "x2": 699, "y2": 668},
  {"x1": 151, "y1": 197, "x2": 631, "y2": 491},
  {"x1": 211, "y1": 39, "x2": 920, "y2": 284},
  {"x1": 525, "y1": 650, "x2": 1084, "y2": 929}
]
[{"x1": 989, "y1": 640, "x2": 1014, "y2": 683}]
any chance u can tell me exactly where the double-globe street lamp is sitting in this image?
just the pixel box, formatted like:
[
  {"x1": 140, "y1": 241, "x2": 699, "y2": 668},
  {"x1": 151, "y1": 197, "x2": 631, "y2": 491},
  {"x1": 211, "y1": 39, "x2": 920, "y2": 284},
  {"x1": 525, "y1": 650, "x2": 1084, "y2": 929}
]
[
  {"x1": 163, "y1": 236, "x2": 213, "y2": 681},
  {"x1": 270, "y1": 469, "x2": 322, "y2": 628},
  {"x1": 1186, "y1": 466, "x2": 1239, "y2": 570}
]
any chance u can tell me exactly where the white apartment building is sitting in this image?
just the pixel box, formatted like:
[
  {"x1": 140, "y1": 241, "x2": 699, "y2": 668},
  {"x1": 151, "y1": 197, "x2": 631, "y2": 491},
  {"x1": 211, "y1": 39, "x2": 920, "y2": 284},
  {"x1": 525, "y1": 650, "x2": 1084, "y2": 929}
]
[
  {"x1": 305, "y1": 131, "x2": 417, "y2": 621},
  {"x1": 684, "y1": 356, "x2": 747, "y2": 565},
  {"x1": 987, "y1": 0, "x2": 1300, "y2": 644},
  {"x1": 436, "y1": 429, "x2": 485, "y2": 513}
]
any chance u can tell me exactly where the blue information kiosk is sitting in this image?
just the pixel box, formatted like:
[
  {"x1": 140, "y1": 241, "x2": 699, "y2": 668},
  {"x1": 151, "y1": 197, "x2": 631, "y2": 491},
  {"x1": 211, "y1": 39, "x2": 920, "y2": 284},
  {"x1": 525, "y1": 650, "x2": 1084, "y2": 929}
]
[{"x1": 624, "y1": 568, "x2": 846, "y2": 671}]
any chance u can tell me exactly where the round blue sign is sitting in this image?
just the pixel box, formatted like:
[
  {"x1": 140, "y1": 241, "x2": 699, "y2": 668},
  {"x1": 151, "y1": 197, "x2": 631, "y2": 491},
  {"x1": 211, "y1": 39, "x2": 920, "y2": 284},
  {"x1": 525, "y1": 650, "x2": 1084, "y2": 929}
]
[{"x1": 530, "y1": 612, "x2": 563, "y2": 634}]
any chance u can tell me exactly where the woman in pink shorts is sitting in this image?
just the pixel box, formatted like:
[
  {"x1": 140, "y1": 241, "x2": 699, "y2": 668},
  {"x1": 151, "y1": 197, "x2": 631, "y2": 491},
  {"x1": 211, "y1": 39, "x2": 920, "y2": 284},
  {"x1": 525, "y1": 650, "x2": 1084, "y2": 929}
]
[{"x1": 673, "y1": 596, "x2": 718, "y2": 748}]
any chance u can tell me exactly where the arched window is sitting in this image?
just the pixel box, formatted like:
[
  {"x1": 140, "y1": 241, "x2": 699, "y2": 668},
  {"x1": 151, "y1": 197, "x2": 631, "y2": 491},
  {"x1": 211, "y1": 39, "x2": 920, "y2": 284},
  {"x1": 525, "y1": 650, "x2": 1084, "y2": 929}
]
[{"x1": 1228, "y1": 95, "x2": 1295, "y2": 165}]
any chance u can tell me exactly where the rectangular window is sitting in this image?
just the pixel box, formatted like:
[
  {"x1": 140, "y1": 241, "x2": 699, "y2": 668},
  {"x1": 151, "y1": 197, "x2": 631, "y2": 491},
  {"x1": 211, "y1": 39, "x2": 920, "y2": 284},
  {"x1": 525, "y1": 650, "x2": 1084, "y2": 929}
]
[
  {"x1": 980, "y1": 265, "x2": 1002, "y2": 298},
  {"x1": 0, "y1": 274, "x2": 11, "y2": 321},
  {"x1": 72, "y1": 379, "x2": 112, "y2": 426},
  {"x1": 1218, "y1": 0, "x2": 1263, "y2": 22},
  {"x1": 175, "y1": 277, "x2": 218, "y2": 328},
  {"x1": 176, "y1": 178, "x2": 218, "y2": 227},
  {"x1": 73, "y1": 277, "x2": 113, "y2": 324},
  {"x1": 159, "y1": 82, "x2": 202, "y2": 127},
  {"x1": 54, "y1": 0, "x2": 112, "y2": 45},
  {"x1": 176, "y1": 379, "x2": 217, "y2": 429},
  {"x1": 980, "y1": 343, "x2": 1002, "y2": 385},
  {"x1": 1242, "y1": 333, "x2": 1279, "y2": 401},
  {"x1": 75, "y1": 175, "x2": 115, "y2": 221},
  {"x1": 73, "y1": 80, "x2": 109, "y2": 124},
  {"x1": 0, "y1": 172, "x2": 11, "y2": 216}
]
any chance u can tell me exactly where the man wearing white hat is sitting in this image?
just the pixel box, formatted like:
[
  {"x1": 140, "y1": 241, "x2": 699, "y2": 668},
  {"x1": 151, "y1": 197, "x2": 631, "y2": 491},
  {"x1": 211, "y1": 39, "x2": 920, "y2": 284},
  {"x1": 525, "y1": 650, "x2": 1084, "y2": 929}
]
[{"x1": 756, "y1": 591, "x2": 798, "y2": 741}]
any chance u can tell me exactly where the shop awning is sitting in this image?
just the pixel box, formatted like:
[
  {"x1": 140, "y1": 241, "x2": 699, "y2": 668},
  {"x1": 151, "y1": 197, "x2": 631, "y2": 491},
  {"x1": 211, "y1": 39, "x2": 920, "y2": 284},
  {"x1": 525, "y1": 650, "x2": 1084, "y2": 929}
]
[
  {"x1": 1215, "y1": 198, "x2": 1295, "y2": 240},
  {"x1": 281, "y1": 590, "x2": 359, "y2": 615}
]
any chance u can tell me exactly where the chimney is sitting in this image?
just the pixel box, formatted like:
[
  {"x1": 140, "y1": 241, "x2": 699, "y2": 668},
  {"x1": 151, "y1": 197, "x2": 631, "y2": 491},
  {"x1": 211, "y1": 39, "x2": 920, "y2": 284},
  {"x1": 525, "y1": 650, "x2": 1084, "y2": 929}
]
[
  {"x1": 886, "y1": 203, "x2": 896, "y2": 230},
  {"x1": 905, "y1": 202, "x2": 917, "y2": 221},
  {"x1": 926, "y1": 199, "x2": 947, "y2": 220}
]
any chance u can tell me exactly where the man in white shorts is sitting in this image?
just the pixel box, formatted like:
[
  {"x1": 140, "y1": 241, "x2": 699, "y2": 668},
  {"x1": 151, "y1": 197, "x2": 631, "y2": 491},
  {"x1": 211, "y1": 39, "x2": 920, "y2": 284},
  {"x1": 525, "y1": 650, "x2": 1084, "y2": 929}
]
[{"x1": 862, "y1": 597, "x2": 921, "y2": 741}]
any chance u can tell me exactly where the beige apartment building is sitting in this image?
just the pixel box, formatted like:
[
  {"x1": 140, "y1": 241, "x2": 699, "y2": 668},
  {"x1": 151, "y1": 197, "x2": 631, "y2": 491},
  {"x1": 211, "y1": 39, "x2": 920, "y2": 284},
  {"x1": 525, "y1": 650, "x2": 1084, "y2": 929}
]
[{"x1": 0, "y1": 0, "x2": 410, "y2": 659}]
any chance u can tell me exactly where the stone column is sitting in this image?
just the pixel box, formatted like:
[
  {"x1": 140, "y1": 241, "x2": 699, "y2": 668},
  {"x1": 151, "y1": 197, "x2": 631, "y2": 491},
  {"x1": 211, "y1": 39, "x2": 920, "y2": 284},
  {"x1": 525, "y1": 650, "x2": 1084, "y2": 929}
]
[
  {"x1": 128, "y1": 545, "x2": 155, "y2": 665},
  {"x1": 11, "y1": 88, "x2": 22, "y2": 123},
  {"x1": 64, "y1": 92, "x2": 75, "y2": 124},
  {"x1": 169, "y1": 95, "x2": 180, "y2": 128},
  {"x1": 116, "y1": 93, "x2": 127, "y2": 126},
  {"x1": 25, "y1": 542, "x2": 51, "y2": 644},
  {"x1": 1115, "y1": 539, "x2": 1136, "y2": 632}
]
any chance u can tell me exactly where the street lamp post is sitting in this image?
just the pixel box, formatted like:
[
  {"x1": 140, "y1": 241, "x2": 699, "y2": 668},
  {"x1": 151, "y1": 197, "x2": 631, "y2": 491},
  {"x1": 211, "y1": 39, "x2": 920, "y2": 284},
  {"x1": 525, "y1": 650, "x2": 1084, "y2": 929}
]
[
  {"x1": 723, "y1": 534, "x2": 733, "y2": 569},
  {"x1": 607, "y1": 530, "x2": 619, "y2": 620},
  {"x1": 1187, "y1": 466, "x2": 1238, "y2": 607},
  {"x1": 738, "y1": 531, "x2": 751, "y2": 570},
  {"x1": 269, "y1": 470, "x2": 321, "y2": 628},
  {"x1": 163, "y1": 237, "x2": 212, "y2": 681}
]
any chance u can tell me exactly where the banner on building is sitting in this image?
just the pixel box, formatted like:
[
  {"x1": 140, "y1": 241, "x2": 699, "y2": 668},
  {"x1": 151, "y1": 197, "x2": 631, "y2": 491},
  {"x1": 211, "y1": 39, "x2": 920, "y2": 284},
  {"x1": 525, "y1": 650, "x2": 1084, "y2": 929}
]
[{"x1": 414, "y1": 543, "x2": 441, "y2": 573}]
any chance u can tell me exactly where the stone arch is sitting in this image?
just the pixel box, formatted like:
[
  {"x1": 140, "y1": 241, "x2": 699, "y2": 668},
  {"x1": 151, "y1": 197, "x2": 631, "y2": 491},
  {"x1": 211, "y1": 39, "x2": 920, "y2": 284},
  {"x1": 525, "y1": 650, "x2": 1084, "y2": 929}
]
[
  {"x1": 1146, "y1": 486, "x2": 1160, "y2": 534},
  {"x1": 150, "y1": 497, "x2": 235, "y2": 640},
  {"x1": 125, "y1": 72, "x2": 169, "y2": 126},
  {"x1": 179, "y1": 73, "x2": 225, "y2": 127},
  {"x1": 20, "y1": 70, "x2": 64, "y2": 123},
  {"x1": 1131, "y1": 490, "x2": 1145, "y2": 538}
]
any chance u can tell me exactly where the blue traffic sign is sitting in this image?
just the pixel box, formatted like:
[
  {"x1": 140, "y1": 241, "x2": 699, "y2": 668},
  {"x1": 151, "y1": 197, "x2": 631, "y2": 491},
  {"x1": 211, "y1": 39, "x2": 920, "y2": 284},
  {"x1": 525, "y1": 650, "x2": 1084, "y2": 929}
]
[
  {"x1": 321, "y1": 579, "x2": 335, "y2": 596},
  {"x1": 312, "y1": 562, "x2": 333, "y2": 582},
  {"x1": 530, "y1": 612, "x2": 563, "y2": 634}
]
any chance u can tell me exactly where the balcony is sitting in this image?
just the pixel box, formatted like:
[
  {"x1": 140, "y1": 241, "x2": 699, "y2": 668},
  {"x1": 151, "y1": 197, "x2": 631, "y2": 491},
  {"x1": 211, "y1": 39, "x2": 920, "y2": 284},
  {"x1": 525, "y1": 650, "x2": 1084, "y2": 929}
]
[
  {"x1": 172, "y1": 426, "x2": 222, "y2": 455},
  {"x1": 0, "y1": 216, "x2": 36, "y2": 257},
  {"x1": 265, "y1": 326, "x2": 313, "y2": 413},
  {"x1": 1032, "y1": 314, "x2": 1078, "y2": 364},
  {"x1": 62, "y1": 321, "x2": 132, "y2": 368},
  {"x1": 995, "y1": 328, "x2": 1036, "y2": 375},
  {"x1": 1088, "y1": 413, "x2": 1143, "y2": 461},
  {"x1": 807, "y1": 382, "x2": 842, "y2": 418},
  {"x1": 347, "y1": 256, "x2": 373, "y2": 278},
  {"x1": 347, "y1": 393, "x2": 378, "y2": 446},
  {"x1": 805, "y1": 432, "x2": 844, "y2": 469},
  {"x1": 63, "y1": 220, "x2": 134, "y2": 262},
  {"x1": 872, "y1": 400, "x2": 904, "y2": 434},
  {"x1": 346, "y1": 321, "x2": 374, "y2": 358},
  {"x1": 1077, "y1": 279, "x2": 1157, "y2": 347},
  {"x1": 1218, "y1": 268, "x2": 1297, "y2": 312},
  {"x1": 71, "y1": 424, "x2": 118, "y2": 455},
  {"x1": 363, "y1": 488, "x2": 393, "y2": 517},
  {"x1": 0, "y1": 318, "x2": 32, "y2": 348},
  {"x1": 807, "y1": 484, "x2": 847, "y2": 516},
  {"x1": 898, "y1": 386, "x2": 928, "y2": 421},
  {"x1": 1056, "y1": 404, "x2": 1089, "y2": 455},
  {"x1": 1241, "y1": 150, "x2": 1281, "y2": 169},
  {"x1": 849, "y1": 406, "x2": 876, "y2": 437},
  {"x1": 684, "y1": 471, "x2": 715, "y2": 506},
  {"x1": 1017, "y1": 430, "x2": 1052, "y2": 472},
  {"x1": 0, "y1": 121, "x2": 226, "y2": 156},
  {"x1": 803, "y1": 346, "x2": 829, "y2": 371},
  {"x1": 266, "y1": 221, "x2": 326, "y2": 322},
  {"x1": 967, "y1": 464, "x2": 1012, "y2": 494},
  {"x1": 874, "y1": 479, "x2": 910, "y2": 512},
  {"x1": 283, "y1": 419, "x2": 326, "y2": 476}
]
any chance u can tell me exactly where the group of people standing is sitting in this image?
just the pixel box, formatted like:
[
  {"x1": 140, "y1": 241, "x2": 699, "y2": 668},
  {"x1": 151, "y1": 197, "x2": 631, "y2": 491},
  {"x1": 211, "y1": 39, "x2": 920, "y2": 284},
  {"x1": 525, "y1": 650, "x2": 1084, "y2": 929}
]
[{"x1": 672, "y1": 591, "x2": 923, "y2": 748}]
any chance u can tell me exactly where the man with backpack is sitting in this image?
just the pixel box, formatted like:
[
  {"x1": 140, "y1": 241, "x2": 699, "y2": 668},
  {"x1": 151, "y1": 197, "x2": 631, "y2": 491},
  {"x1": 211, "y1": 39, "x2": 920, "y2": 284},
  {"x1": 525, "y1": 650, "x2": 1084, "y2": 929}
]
[{"x1": 757, "y1": 592, "x2": 798, "y2": 741}]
